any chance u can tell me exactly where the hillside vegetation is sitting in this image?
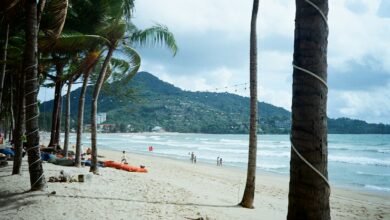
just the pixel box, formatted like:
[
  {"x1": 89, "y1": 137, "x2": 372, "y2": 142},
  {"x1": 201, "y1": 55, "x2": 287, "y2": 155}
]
[{"x1": 40, "y1": 72, "x2": 390, "y2": 134}]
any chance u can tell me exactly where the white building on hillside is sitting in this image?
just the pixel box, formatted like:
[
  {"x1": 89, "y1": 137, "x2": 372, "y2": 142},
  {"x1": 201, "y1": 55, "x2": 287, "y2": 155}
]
[{"x1": 96, "y1": 113, "x2": 107, "y2": 124}]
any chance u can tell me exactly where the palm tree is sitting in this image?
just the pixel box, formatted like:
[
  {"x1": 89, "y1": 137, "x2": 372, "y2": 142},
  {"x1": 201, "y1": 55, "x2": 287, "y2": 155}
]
[
  {"x1": 63, "y1": 80, "x2": 72, "y2": 157},
  {"x1": 12, "y1": 72, "x2": 25, "y2": 175},
  {"x1": 23, "y1": 0, "x2": 68, "y2": 190},
  {"x1": 23, "y1": 0, "x2": 46, "y2": 190},
  {"x1": 0, "y1": 23, "x2": 9, "y2": 111},
  {"x1": 239, "y1": 0, "x2": 259, "y2": 209},
  {"x1": 287, "y1": 0, "x2": 330, "y2": 219},
  {"x1": 88, "y1": 2, "x2": 178, "y2": 173}
]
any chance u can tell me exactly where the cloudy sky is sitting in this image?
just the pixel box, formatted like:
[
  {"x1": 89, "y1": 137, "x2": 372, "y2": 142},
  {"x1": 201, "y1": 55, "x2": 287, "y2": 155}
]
[
  {"x1": 38, "y1": 0, "x2": 390, "y2": 124},
  {"x1": 127, "y1": 0, "x2": 390, "y2": 124}
]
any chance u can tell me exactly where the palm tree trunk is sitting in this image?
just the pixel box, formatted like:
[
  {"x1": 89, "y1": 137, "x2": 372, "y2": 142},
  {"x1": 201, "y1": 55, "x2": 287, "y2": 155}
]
[
  {"x1": 55, "y1": 102, "x2": 62, "y2": 148},
  {"x1": 24, "y1": 0, "x2": 45, "y2": 190},
  {"x1": 0, "y1": 23, "x2": 9, "y2": 111},
  {"x1": 287, "y1": 0, "x2": 329, "y2": 219},
  {"x1": 48, "y1": 66, "x2": 63, "y2": 149},
  {"x1": 12, "y1": 73, "x2": 25, "y2": 175},
  {"x1": 75, "y1": 72, "x2": 90, "y2": 167},
  {"x1": 63, "y1": 81, "x2": 72, "y2": 157},
  {"x1": 239, "y1": 0, "x2": 259, "y2": 209},
  {"x1": 90, "y1": 47, "x2": 115, "y2": 173},
  {"x1": 9, "y1": 74, "x2": 15, "y2": 141}
]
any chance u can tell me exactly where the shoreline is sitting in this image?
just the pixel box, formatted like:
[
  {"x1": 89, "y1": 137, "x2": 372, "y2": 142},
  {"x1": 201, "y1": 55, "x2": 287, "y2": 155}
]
[
  {"x1": 40, "y1": 131, "x2": 390, "y2": 195},
  {"x1": 101, "y1": 147, "x2": 390, "y2": 196},
  {"x1": 101, "y1": 148, "x2": 390, "y2": 197},
  {"x1": 1, "y1": 148, "x2": 389, "y2": 219}
]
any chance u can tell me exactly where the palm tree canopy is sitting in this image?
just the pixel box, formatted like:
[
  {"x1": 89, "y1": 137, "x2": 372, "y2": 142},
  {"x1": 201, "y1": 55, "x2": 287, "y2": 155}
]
[{"x1": 129, "y1": 24, "x2": 178, "y2": 56}]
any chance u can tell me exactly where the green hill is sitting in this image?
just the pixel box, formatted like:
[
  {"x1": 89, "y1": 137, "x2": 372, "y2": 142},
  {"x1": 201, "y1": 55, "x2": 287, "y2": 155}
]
[{"x1": 39, "y1": 72, "x2": 390, "y2": 134}]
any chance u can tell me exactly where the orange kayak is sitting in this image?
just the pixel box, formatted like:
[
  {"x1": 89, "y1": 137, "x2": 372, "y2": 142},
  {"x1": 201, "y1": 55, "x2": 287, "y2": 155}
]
[{"x1": 104, "y1": 160, "x2": 148, "y2": 173}]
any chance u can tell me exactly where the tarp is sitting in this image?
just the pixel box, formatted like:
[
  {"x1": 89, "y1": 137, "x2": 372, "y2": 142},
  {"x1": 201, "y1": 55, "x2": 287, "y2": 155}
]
[{"x1": 0, "y1": 148, "x2": 14, "y2": 156}]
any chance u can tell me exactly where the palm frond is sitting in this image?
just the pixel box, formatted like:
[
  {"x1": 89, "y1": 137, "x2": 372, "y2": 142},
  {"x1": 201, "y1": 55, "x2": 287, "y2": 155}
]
[
  {"x1": 129, "y1": 24, "x2": 178, "y2": 56},
  {"x1": 0, "y1": 0, "x2": 21, "y2": 14},
  {"x1": 41, "y1": 0, "x2": 68, "y2": 38},
  {"x1": 120, "y1": 45, "x2": 141, "y2": 82},
  {"x1": 122, "y1": 0, "x2": 135, "y2": 21},
  {"x1": 39, "y1": 33, "x2": 109, "y2": 53},
  {"x1": 98, "y1": 20, "x2": 126, "y2": 43}
]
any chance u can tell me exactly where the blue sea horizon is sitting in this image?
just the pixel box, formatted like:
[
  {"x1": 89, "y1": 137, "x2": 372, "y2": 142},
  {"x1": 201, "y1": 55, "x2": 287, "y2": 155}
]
[{"x1": 71, "y1": 133, "x2": 390, "y2": 194}]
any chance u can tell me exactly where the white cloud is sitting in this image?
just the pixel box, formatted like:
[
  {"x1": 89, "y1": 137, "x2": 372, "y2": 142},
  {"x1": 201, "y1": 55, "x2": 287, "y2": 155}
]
[
  {"x1": 130, "y1": 0, "x2": 390, "y2": 123},
  {"x1": 332, "y1": 85, "x2": 390, "y2": 123}
]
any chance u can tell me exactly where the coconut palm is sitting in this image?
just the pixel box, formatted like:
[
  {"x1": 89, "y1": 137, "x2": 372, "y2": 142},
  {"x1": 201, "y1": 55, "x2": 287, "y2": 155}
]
[
  {"x1": 23, "y1": 0, "x2": 46, "y2": 190},
  {"x1": 23, "y1": 0, "x2": 68, "y2": 190},
  {"x1": 239, "y1": 0, "x2": 259, "y2": 209},
  {"x1": 287, "y1": 0, "x2": 330, "y2": 219},
  {"x1": 75, "y1": 51, "x2": 101, "y2": 166},
  {"x1": 88, "y1": 1, "x2": 178, "y2": 173},
  {"x1": 0, "y1": 24, "x2": 9, "y2": 111}
]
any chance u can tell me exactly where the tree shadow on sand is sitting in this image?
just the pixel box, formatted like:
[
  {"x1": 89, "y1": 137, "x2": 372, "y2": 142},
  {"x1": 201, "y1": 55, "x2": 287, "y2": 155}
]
[
  {"x1": 0, "y1": 164, "x2": 29, "y2": 179},
  {"x1": 0, "y1": 191, "x2": 47, "y2": 213},
  {"x1": 54, "y1": 194, "x2": 239, "y2": 208}
]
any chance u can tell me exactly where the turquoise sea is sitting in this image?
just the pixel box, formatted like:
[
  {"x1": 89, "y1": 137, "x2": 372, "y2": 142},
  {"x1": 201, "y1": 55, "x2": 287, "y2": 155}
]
[{"x1": 75, "y1": 133, "x2": 390, "y2": 193}]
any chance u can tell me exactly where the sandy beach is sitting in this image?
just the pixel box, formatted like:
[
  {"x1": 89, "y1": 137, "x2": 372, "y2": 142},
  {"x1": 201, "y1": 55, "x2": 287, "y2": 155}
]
[{"x1": 0, "y1": 147, "x2": 389, "y2": 220}]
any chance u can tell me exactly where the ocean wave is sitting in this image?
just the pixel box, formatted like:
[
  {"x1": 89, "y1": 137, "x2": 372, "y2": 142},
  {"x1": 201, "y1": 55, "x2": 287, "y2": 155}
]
[
  {"x1": 364, "y1": 185, "x2": 390, "y2": 192},
  {"x1": 196, "y1": 147, "x2": 247, "y2": 154},
  {"x1": 356, "y1": 171, "x2": 390, "y2": 177},
  {"x1": 260, "y1": 151, "x2": 290, "y2": 158},
  {"x1": 377, "y1": 149, "x2": 390, "y2": 153},
  {"x1": 220, "y1": 139, "x2": 247, "y2": 144},
  {"x1": 329, "y1": 155, "x2": 390, "y2": 167},
  {"x1": 257, "y1": 164, "x2": 288, "y2": 169}
]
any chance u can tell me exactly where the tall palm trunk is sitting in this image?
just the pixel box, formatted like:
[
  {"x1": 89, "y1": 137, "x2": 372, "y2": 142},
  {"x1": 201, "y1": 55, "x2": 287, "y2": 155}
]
[
  {"x1": 90, "y1": 47, "x2": 115, "y2": 173},
  {"x1": 0, "y1": 23, "x2": 9, "y2": 112},
  {"x1": 12, "y1": 73, "x2": 25, "y2": 175},
  {"x1": 48, "y1": 65, "x2": 63, "y2": 149},
  {"x1": 9, "y1": 74, "x2": 15, "y2": 141},
  {"x1": 63, "y1": 81, "x2": 72, "y2": 157},
  {"x1": 287, "y1": 0, "x2": 329, "y2": 219},
  {"x1": 24, "y1": 0, "x2": 45, "y2": 190},
  {"x1": 75, "y1": 72, "x2": 90, "y2": 167},
  {"x1": 55, "y1": 102, "x2": 62, "y2": 148},
  {"x1": 239, "y1": 0, "x2": 259, "y2": 209}
]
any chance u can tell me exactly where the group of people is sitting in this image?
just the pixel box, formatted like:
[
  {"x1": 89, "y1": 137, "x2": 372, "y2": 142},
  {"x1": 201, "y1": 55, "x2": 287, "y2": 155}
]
[
  {"x1": 217, "y1": 156, "x2": 223, "y2": 166},
  {"x1": 190, "y1": 152, "x2": 197, "y2": 163},
  {"x1": 188, "y1": 152, "x2": 223, "y2": 166}
]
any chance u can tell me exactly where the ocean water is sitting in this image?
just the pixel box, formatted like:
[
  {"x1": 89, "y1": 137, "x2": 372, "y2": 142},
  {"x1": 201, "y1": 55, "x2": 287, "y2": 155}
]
[{"x1": 73, "y1": 133, "x2": 390, "y2": 193}]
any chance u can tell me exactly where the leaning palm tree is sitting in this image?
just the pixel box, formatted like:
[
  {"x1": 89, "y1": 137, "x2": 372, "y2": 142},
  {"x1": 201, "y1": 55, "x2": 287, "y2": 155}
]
[
  {"x1": 287, "y1": 0, "x2": 330, "y2": 219},
  {"x1": 88, "y1": 4, "x2": 178, "y2": 173},
  {"x1": 239, "y1": 0, "x2": 259, "y2": 209}
]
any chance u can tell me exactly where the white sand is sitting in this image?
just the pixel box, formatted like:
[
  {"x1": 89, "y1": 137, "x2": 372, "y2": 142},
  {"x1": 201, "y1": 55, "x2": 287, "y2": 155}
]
[{"x1": 1, "y1": 148, "x2": 389, "y2": 220}]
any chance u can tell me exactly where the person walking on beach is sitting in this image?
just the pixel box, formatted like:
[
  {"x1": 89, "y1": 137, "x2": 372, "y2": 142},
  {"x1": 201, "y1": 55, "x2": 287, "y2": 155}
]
[
  {"x1": 217, "y1": 156, "x2": 220, "y2": 166},
  {"x1": 194, "y1": 155, "x2": 197, "y2": 164},
  {"x1": 191, "y1": 152, "x2": 194, "y2": 163},
  {"x1": 219, "y1": 157, "x2": 223, "y2": 166},
  {"x1": 121, "y1": 151, "x2": 128, "y2": 164}
]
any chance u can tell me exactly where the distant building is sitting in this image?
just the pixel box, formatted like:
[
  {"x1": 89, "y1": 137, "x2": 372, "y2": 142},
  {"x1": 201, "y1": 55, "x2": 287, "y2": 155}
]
[
  {"x1": 151, "y1": 126, "x2": 164, "y2": 132},
  {"x1": 96, "y1": 113, "x2": 107, "y2": 124},
  {"x1": 97, "y1": 124, "x2": 115, "y2": 132}
]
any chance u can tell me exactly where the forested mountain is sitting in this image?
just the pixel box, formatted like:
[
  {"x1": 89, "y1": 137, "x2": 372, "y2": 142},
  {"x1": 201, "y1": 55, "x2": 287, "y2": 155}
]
[{"x1": 39, "y1": 72, "x2": 390, "y2": 134}]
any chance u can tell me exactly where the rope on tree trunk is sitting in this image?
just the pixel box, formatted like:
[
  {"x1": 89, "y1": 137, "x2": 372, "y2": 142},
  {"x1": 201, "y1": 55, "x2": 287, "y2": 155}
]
[{"x1": 290, "y1": 0, "x2": 331, "y2": 191}]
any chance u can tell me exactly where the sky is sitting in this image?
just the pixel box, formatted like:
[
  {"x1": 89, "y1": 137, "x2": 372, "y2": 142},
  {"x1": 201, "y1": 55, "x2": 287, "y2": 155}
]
[{"x1": 38, "y1": 0, "x2": 390, "y2": 124}]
